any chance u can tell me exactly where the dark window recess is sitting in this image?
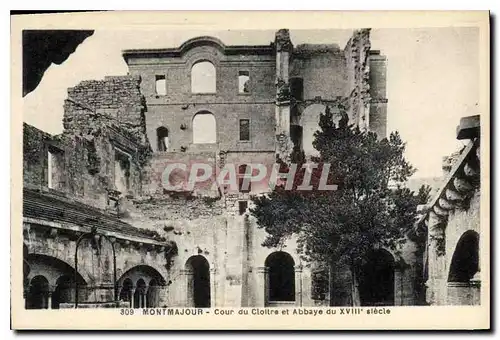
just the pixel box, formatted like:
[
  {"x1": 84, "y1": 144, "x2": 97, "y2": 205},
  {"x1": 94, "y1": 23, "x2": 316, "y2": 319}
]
[
  {"x1": 238, "y1": 71, "x2": 250, "y2": 93},
  {"x1": 155, "y1": 75, "x2": 166, "y2": 96},
  {"x1": 238, "y1": 200, "x2": 248, "y2": 215},
  {"x1": 156, "y1": 126, "x2": 169, "y2": 152},
  {"x1": 239, "y1": 119, "x2": 250, "y2": 141},
  {"x1": 238, "y1": 164, "x2": 251, "y2": 193}
]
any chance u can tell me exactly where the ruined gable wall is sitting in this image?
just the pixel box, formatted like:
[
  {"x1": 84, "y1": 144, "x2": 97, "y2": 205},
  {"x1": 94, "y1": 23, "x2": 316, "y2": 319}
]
[{"x1": 58, "y1": 76, "x2": 150, "y2": 209}]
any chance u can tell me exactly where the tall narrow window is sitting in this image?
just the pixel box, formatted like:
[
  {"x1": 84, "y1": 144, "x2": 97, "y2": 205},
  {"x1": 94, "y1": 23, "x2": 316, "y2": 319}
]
[
  {"x1": 239, "y1": 119, "x2": 250, "y2": 141},
  {"x1": 238, "y1": 71, "x2": 250, "y2": 93},
  {"x1": 155, "y1": 75, "x2": 166, "y2": 96},
  {"x1": 238, "y1": 164, "x2": 251, "y2": 193},
  {"x1": 156, "y1": 126, "x2": 169, "y2": 152},
  {"x1": 191, "y1": 61, "x2": 216, "y2": 93},
  {"x1": 193, "y1": 112, "x2": 216, "y2": 144}
]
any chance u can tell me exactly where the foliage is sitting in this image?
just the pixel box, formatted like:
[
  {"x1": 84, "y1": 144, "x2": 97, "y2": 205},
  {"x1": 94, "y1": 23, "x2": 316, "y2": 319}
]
[{"x1": 250, "y1": 106, "x2": 424, "y2": 269}]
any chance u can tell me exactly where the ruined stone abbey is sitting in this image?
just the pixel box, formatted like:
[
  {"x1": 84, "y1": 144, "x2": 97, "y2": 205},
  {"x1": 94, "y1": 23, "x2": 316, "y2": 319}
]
[{"x1": 23, "y1": 28, "x2": 434, "y2": 309}]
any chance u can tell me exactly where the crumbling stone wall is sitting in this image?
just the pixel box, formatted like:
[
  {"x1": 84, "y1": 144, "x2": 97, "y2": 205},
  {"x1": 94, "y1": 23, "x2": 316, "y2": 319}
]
[
  {"x1": 344, "y1": 29, "x2": 372, "y2": 131},
  {"x1": 57, "y1": 76, "x2": 151, "y2": 209},
  {"x1": 23, "y1": 123, "x2": 51, "y2": 187}
]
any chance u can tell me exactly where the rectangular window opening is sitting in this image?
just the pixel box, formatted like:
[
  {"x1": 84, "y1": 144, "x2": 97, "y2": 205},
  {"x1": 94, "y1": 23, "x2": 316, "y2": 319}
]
[
  {"x1": 155, "y1": 75, "x2": 166, "y2": 96},
  {"x1": 239, "y1": 119, "x2": 250, "y2": 141},
  {"x1": 238, "y1": 71, "x2": 250, "y2": 94},
  {"x1": 238, "y1": 200, "x2": 248, "y2": 215}
]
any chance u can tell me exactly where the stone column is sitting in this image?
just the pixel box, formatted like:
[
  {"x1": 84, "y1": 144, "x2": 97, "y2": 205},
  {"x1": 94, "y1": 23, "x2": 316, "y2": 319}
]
[
  {"x1": 294, "y1": 265, "x2": 303, "y2": 307},
  {"x1": 256, "y1": 267, "x2": 268, "y2": 307},
  {"x1": 427, "y1": 211, "x2": 447, "y2": 306},
  {"x1": 394, "y1": 268, "x2": 403, "y2": 306},
  {"x1": 210, "y1": 267, "x2": 217, "y2": 308},
  {"x1": 130, "y1": 287, "x2": 136, "y2": 308},
  {"x1": 46, "y1": 291, "x2": 52, "y2": 310},
  {"x1": 180, "y1": 269, "x2": 193, "y2": 307}
]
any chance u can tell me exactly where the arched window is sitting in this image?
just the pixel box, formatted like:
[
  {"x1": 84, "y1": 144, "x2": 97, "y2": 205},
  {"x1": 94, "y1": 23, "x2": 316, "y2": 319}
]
[
  {"x1": 191, "y1": 61, "x2": 216, "y2": 93},
  {"x1": 265, "y1": 251, "x2": 295, "y2": 302},
  {"x1": 358, "y1": 249, "x2": 395, "y2": 306},
  {"x1": 156, "y1": 126, "x2": 169, "y2": 152},
  {"x1": 192, "y1": 112, "x2": 216, "y2": 144}
]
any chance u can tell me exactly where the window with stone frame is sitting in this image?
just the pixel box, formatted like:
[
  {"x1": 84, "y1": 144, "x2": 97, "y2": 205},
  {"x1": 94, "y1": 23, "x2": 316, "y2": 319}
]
[
  {"x1": 239, "y1": 119, "x2": 250, "y2": 141},
  {"x1": 155, "y1": 75, "x2": 166, "y2": 96},
  {"x1": 238, "y1": 71, "x2": 250, "y2": 94}
]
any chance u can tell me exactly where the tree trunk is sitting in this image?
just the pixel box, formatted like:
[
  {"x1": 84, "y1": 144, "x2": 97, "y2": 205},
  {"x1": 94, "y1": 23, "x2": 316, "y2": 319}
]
[{"x1": 351, "y1": 264, "x2": 360, "y2": 307}]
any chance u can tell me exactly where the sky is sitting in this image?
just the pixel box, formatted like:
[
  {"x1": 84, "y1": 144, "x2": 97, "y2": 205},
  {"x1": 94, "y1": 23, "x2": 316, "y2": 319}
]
[{"x1": 22, "y1": 27, "x2": 480, "y2": 179}]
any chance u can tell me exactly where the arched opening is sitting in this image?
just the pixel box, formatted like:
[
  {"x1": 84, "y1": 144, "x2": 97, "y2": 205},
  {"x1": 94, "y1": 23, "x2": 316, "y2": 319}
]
[
  {"x1": 26, "y1": 275, "x2": 50, "y2": 309},
  {"x1": 119, "y1": 278, "x2": 134, "y2": 307},
  {"x1": 448, "y1": 231, "x2": 479, "y2": 282},
  {"x1": 265, "y1": 251, "x2": 295, "y2": 302},
  {"x1": 51, "y1": 275, "x2": 74, "y2": 309},
  {"x1": 447, "y1": 230, "x2": 480, "y2": 305},
  {"x1": 133, "y1": 279, "x2": 147, "y2": 309},
  {"x1": 192, "y1": 112, "x2": 216, "y2": 144},
  {"x1": 191, "y1": 61, "x2": 216, "y2": 93},
  {"x1": 146, "y1": 279, "x2": 159, "y2": 308},
  {"x1": 358, "y1": 249, "x2": 395, "y2": 306},
  {"x1": 156, "y1": 126, "x2": 169, "y2": 152},
  {"x1": 185, "y1": 255, "x2": 211, "y2": 308}
]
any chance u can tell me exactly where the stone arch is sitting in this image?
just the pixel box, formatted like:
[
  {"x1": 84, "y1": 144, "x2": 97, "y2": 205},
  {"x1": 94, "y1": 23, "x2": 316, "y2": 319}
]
[
  {"x1": 185, "y1": 255, "x2": 211, "y2": 308},
  {"x1": 147, "y1": 279, "x2": 160, "y2": 308},
  {"x1": 448, "y1": 230, "x2": 480, "y2": 282},
  {"x1": 192, "y1": 111, "x2": 216, "y2": 144},
  {"x1": 119, "y1": 278, "x2": 134, "y2": 307},
  {"x1": 51, "y1": 275, "x2": 75, "y2": 309},
  {"x1": 156, "y1": 126, "x2": 169, "y2": 152},
  {"x1": 265, "y1": 251, "x2": 296, "y2": 302},
  {"x1": 191, "y1": 61, "x2": 216, "y2": 93},
  {"x1": 118, "y1": 264, "x2": 167, "y2": 287},
  {"x1": 26, "y1": 275, "x2": 50, "y2": 309},
  {"x1": 26, "y1": 253, "x2": 87, "y2": 287},
  {"x1": 446, "y1": 230, "x2": 480, "y2": 305},
  {"x1": 133, "y1": 278, "x2": 147, "y2": 308},
  {"x1": 358, "y1": 249, "x2": 395, "y2": 306}
]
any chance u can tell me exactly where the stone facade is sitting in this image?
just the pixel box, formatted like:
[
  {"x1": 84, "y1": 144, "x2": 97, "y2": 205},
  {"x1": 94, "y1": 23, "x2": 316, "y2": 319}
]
[
  {"x1": 413, "y1": 115, "x2": 481, "y2": 306},
  {"x1": 23, "y1": 28, "x2": 420, "y2": 309}
]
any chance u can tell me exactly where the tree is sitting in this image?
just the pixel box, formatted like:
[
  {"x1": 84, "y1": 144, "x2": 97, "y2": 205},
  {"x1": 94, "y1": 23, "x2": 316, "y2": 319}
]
[{"x1": 250, "y1": 106, "x2": 428, "y2": 305}]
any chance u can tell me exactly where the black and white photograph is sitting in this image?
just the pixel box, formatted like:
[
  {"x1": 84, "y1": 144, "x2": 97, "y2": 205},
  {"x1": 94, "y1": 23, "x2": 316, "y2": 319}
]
[{"x1": 10, "y1": 11, "x2": 490, "y2": 330}]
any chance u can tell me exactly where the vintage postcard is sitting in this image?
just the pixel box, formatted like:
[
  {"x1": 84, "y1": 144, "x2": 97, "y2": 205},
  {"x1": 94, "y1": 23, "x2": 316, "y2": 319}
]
[{"x1": 11, "y1": 11, "x2": 490, "y2": 330}]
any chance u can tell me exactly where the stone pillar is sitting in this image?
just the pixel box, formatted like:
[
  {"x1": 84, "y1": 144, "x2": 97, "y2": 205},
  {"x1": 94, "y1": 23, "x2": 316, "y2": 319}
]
[
  {"x1": 210, "y1": 267, "x2": 217, "y2": 308},
  {"x1": 294, "y1": 265, "x2": 303, "y2": 307},
  {"x1": 47, "y1": 291, "x2": 52, "y2": 310},
  {"x1": 130, "y1": 287, "x2": 136, "y2": 308},
  {"x1": 256, "y1": 267, "x2": 268, "y2": 307},
  {"x1": 180, "y1": 269, "x2": 193, "y2": 307},
  {"x1": 274, "y1": 29, "x2": 293, "y2": 162},
  {"x1": 427, "y1": 211, "x2": 447, "y2": 306}
]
